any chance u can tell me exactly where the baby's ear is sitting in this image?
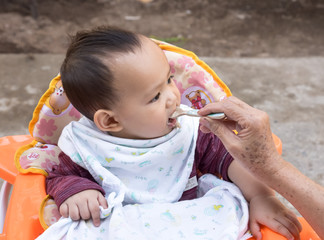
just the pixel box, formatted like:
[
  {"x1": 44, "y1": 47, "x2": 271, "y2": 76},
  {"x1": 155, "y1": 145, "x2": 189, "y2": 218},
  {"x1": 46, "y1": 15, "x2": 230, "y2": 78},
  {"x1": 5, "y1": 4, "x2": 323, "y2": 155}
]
[{"x1": 93, "y1": 109, "x2": 123, "y2": 132}]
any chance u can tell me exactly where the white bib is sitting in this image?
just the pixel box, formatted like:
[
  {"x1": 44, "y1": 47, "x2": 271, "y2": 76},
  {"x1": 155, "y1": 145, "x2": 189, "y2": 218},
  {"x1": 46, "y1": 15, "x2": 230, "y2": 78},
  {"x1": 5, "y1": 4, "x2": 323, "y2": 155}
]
[{"x1": 58, "y1": 115, "x2": 199, "y2": 204}]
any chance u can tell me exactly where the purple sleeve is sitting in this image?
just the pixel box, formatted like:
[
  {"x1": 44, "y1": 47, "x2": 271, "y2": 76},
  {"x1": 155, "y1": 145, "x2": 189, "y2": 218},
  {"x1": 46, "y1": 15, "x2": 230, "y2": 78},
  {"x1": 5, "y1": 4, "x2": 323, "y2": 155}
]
[
  {"x1": 195, "y1": 127, "x2": 234, "y2": 181},
  {"x1": 46, "y1": 152, "x2": 105, "y2": 208},
  {"x1": 179, "y1": 126, "x2": 234, "y2": 201}
]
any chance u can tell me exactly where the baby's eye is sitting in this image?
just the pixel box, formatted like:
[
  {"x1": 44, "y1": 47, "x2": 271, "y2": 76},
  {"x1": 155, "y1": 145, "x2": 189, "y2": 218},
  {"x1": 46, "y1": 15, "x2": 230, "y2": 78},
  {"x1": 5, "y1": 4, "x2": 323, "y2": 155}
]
[
  {"x1": 150, "y1": 92, "x2": 160, "y2": 103},
  {"x1": 167, "y1": 75, "x2": 174, "y2": 84}
]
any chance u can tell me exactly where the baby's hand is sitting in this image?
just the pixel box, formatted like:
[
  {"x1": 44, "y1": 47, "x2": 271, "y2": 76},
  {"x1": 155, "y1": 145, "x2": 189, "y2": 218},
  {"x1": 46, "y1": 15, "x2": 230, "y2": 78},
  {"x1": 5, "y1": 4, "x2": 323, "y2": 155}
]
[
  {"x1": 59, "y1": 189, "x2": 108, "y2": 227},
  {"x1": 249, "y1": 195, "x2": 302, "y2": 240}
]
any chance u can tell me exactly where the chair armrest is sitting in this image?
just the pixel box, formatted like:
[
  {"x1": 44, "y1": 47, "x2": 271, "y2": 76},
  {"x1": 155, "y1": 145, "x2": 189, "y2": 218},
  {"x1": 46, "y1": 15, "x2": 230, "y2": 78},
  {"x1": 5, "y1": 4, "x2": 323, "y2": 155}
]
[
  {"x1": 272, "y1": 133, "x2": 282, "y2": 155},
  {"x1": 1, "y1": 173, "x2": 46, "y2": 239},
  {"x1": 0, "y1": 135, "x2": 33, "y2": 184}
]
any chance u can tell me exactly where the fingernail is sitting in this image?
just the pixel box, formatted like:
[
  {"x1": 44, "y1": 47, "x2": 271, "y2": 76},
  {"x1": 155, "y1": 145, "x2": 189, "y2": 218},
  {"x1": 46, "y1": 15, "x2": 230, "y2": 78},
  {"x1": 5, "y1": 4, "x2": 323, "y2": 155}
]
[{"x1": 93, "y1": 221, "x2": 100, "y2": 227}]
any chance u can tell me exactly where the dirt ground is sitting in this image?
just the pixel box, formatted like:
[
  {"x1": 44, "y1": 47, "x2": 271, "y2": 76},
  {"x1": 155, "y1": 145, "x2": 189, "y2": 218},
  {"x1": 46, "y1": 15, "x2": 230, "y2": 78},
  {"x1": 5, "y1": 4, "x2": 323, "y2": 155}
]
[{"x1": 1, "y1": 0, "x2": 324, "y2": 57}]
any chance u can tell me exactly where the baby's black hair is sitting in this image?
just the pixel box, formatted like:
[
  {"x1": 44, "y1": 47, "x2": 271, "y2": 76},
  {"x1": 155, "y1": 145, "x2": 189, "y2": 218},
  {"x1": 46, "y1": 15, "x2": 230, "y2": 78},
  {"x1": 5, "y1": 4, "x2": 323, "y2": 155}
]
[{"x1": 60, "y1": 26, "x2": 141, "y2": 120}]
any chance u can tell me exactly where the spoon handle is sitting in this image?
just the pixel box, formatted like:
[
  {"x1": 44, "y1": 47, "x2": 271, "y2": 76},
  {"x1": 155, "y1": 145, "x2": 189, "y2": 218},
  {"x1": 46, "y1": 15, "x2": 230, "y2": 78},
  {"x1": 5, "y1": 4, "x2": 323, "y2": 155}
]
[{"x1": 206, "y1": 112, "x2": 226, "y2": 120}]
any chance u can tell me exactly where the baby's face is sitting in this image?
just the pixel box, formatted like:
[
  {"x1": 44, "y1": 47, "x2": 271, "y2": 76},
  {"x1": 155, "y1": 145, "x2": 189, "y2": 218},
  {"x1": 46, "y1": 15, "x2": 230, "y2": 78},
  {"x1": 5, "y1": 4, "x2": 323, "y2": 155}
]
[{"x1": 109, "y1": 36, "x2": 181, "y2": 139}]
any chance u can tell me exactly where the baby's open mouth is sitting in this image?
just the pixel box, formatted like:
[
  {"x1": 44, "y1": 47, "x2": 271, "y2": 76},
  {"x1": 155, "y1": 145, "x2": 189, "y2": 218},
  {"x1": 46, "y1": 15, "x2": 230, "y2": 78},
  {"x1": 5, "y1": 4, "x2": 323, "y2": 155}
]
[{"x1": 167, "y1": 117, "x2": 178, "y2": 128}]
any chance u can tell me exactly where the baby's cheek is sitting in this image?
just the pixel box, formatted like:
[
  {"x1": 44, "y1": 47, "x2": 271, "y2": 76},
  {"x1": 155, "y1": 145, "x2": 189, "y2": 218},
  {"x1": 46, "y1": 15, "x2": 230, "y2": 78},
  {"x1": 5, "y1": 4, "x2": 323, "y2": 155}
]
[
  {"x1": 146, "y1": 117, "x2": 163, "y2": 128},
  {"x1": 175, "y1": 89, "x2": 181, "y2": 104},
  {"x1": 157, "y1": 118, "x2": 169, "y2": 131}
]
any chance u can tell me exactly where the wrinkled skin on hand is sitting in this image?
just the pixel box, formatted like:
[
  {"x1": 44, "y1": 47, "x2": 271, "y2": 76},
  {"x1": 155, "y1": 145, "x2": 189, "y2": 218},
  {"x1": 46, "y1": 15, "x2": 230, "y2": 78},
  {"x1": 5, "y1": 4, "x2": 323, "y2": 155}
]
[{"x1": 198, "y1": 96, "x2": 284, "y2": 177}]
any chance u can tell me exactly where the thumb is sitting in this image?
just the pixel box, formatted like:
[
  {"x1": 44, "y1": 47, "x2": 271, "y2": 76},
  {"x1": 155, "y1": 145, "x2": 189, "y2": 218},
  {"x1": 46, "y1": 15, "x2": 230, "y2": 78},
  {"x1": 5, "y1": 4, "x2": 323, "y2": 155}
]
[
  {"x1": 200, "y1": 117, "x2": 236, "y2": 144},
  {"x1": 199, "y1": 117, "x2": 224, "y2": 136},
  {"x1": 200, "y1": 117, "x2": 242, "y2": 155}
]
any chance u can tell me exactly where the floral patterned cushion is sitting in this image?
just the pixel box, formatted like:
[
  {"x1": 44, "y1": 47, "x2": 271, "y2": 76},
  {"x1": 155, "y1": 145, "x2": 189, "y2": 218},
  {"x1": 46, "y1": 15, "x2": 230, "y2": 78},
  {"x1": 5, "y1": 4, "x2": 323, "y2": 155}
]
[
  {"x1": 15, "y1": 75, "x2": 82, "y2": 176},
  {"x1": 30, "y1": 75, "x2": 82, "y2": 146},
  {"x1": 39, "y1": 196, "x2": 61, "y2": 229},
  {"x1": 14, "y1": 40, "x2": 231, "y2": 229},
  {"x1": 156, "y1": 39, "x2": 231, "y2": 107}
]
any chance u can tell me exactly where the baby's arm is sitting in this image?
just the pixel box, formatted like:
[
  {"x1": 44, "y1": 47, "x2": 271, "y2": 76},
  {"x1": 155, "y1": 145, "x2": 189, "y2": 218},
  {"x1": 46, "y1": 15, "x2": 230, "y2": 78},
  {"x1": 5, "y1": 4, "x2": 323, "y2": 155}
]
[
  {"x1": 46, "y1": 152, "x2": 107, "y2": 226},
  {"x1": 228, "y1": 160, "x2": 302, "y2": 240}
]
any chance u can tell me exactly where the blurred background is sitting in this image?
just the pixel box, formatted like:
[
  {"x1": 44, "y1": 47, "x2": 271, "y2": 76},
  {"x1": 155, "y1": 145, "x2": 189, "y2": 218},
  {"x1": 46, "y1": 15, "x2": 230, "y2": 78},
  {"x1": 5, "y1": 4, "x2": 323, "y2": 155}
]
[
  {"x1": 1, "y1": 0, "x2": 324, "y2": 214},
  {"x1": 1, "y1": 0, "x2": 323, "y2": 56}
]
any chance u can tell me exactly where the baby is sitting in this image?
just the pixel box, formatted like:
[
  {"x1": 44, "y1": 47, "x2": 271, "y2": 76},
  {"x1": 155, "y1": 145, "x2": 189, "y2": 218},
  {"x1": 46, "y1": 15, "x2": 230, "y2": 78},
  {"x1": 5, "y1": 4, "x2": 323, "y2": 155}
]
[{"x1": 41, "y1": 26, "x2": 301, "y2": 240}]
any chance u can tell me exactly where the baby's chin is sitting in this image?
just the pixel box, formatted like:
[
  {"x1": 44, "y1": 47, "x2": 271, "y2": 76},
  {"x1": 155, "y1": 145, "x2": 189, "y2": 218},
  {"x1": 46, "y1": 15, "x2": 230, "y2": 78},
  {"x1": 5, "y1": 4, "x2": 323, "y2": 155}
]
[
  {"x1": 146, "y1": 126, "x2": 177, "y2": 139},
  {"x1": 135, "y1": 121, "x2": 180, "y2": 139}
]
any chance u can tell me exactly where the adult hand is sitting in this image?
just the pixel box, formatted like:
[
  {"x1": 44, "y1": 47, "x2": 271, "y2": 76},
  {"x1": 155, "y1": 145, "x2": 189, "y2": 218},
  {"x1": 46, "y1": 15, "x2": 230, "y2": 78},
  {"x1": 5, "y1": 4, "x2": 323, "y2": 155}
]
[
  {"x1": 198, "y1": 96, "x2": 324, "y2": 239},
  {"x1": 198, "y1": 96, "x2": 283, "y2": 176}
]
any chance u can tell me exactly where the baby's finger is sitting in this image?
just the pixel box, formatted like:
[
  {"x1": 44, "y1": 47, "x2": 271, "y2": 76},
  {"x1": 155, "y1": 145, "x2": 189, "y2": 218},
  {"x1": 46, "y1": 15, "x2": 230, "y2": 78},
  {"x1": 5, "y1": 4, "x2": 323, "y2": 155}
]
[
  {"x1": 275, "y1": 217, "x2": 301, "y2": 240},
  {"x1": 249, "y1": 220, "x2": 262, "y2": 240},
  {"x1": 68, "y1": 204, "x2": 81, "y2": 221},
  {"x1": 267, "y1": 218, "x2": 298, "y2": 240},
  {"x1": 98, "y1": 194, "x2": 108, "y2": 209},
  {"x1": 88, "y1": 198, "x2": 101, "y2": 227},
  {"x1": 59, "y1": 203, "x2": 69, "y2": 218},
  {"x1": 79, "y1": 202, "x2": 91, "y2": 220},
  {"x1": 286, "y1": 212, "x2": 303, "y2": 232}
]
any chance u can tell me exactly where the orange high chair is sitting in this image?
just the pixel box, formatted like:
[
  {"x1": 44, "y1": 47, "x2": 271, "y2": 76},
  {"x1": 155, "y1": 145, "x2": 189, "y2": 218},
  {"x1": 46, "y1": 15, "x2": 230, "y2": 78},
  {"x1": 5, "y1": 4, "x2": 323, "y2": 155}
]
[{"x1": 0, "y1": 41, "x2": 320, "y2": 240}]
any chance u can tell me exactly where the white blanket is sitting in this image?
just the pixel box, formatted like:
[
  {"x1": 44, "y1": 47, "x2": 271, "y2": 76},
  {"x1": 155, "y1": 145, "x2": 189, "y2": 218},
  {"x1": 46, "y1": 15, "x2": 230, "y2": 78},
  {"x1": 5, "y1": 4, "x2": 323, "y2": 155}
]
[{"x1": 37, "y1": 175, "x2": 249, "y2": 240}]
